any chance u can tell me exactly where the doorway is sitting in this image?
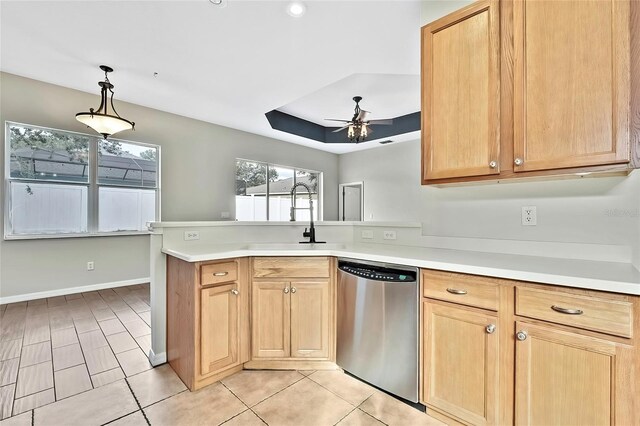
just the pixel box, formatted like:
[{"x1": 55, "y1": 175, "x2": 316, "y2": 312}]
[{"x1": 339, "y1": 182, "x2": 364, "y2": 221}]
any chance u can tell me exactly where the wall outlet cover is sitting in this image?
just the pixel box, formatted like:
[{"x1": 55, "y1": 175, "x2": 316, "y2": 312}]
[
  {"x1": 220, "y1": 211, "x2": 230, "y2": 219},
  {"x1": 383, "y1": 230, "x2": 397, "y2": 240},
  {"x1": 184, "y1": 231, "x2": 200, "y2": 241},
  {"x1": 87, "y1": 261, "x2": 95, "y2": 271},
  {"x1": 361, "y1": 230, "x2": 374, "y2": 239},
  {"x1": 521, "y1": 206, "x2": 537, "y2": 226}
]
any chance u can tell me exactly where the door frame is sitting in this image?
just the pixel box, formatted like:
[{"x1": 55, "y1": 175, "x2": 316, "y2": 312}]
[{"x1": 338, "y1": 181, "x2": 364, "y2": 222}]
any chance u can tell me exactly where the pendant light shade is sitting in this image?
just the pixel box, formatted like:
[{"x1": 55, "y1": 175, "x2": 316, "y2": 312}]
[{"x1": 76, "y1": 65, "x2": 135, "y2": 139}]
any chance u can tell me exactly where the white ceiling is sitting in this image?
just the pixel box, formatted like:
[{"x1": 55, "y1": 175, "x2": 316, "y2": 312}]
[{"x1": 0, "y1": 0, "x2": 423, "y2": 154}]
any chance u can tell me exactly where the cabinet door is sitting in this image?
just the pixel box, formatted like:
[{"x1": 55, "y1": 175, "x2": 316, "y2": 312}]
[
  {"x1": 200, "y1": 283, "x2": 239, "y2": 375},
  {"x1": 252, "y1": 281, "x2": 290, "y2": 359},
  {"x1": 514, "y1": 322, "x2": 616, "y2": 425},
  {"x1": 423, "y1": 301, "x2": 499, "y2": 425},
  {"x1": 290, "y1": 280, "x2": 330, "y2": 359},
  {"x1": 422, "y1": 0, "x2": 500, "y2": 181},
  {"x1": 513, "y1": 0, "x2": 630, "y2": 172}
]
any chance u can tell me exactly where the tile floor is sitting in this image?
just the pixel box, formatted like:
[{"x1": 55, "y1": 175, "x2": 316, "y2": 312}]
[
  {"x1": 0, "y1": 284, "x2": 152, "y2": 420},
  {"x1": 1, "y1": 285, "x2": 444, "y2": 425}
]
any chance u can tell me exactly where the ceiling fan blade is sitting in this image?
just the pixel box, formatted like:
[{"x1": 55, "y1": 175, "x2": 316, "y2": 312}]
[
  {"x1": 367, "y1": 119, "x2": 393, "y2": 125},
  {"x1": 357, "y1": 110, "x2": 369, "y2": 121},
  {"x1": 332, "y1": 125, "x2": 351, "y2": 133},
  {"x1": 324, "y1": 119, "x2": 351, "y2": 123}
]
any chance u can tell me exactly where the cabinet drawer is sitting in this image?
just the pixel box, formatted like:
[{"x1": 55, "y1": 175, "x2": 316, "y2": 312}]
[
  {"x1": 201, "y1": 261, "x2": 238, "y2": 286},
  {"x1": 515, "y1": 286, "x2": 633, "y2": 338},
  {"x1": 253, "y1": 257, "x2": 330, "y2": 278},
  {"x1": 422, "y1": 269, "x2": 499, "y2": 311}
]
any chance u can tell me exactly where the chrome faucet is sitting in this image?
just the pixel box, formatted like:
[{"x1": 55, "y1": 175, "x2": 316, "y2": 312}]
[{"x1": 290, "y1": 182, "x2": 325, "y2": 244}]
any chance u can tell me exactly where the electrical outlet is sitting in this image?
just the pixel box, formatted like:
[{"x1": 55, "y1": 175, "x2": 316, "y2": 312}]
[
  {"x1": 361, "y1": 230, "x2": 374, "y2": 239},
  {"x1": 184, "y1": 231, "x2": 200, "y2": 241},
  {"x1": 87, "y1": 261, "x2": 95, "y2": 271},
  {"x1": 521, "y1": 206, "x2": 537, "y2": 226},
  {"x1": 383, "y1": 230, "x2": 397, "y2": 240}
]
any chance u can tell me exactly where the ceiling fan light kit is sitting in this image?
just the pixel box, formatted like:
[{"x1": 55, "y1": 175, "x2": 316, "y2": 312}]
[
  {"x1": 325, "y1": 96, "x2": 393, "y2": 143},
  {"x1": 75, "y1": 65, "x2": 135, "y2": 140}
]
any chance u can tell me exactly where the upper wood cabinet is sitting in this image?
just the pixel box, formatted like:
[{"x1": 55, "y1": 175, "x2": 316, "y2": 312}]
[
  {"x1": 513, "y1": 0, "x2": 630, "y2": 172},
  {"x1": 422, "y1": 0, "x2": 500, "y2": 180},
  {"x1": 422, "y1": 0, "x2": 638, "y2": 184}
]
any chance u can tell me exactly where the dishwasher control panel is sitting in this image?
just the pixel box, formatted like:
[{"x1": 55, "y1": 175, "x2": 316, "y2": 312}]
[{"x1": 338, "y1": 261, "x2": 417, "y2": 282}]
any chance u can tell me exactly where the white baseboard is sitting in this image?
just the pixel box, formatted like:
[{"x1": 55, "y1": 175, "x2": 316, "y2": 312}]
[
  {"x1": 149, "y1": 349, "x2": 167, "y2": 366},
  {"x1": 0, "y1": 277, "x2": 150, "y2": 305}
]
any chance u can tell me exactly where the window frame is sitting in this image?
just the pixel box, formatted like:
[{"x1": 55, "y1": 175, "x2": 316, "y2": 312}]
[
  {"x1": 4, "y1": 121, "x2": 161, "y2": 240},
  {"x1": 235, "y1": 158, "x2": 323, "y2": 222}
]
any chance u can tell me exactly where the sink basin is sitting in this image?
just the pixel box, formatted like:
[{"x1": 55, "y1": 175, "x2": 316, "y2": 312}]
[{"x1": 246, "y1": 243, "x2": 346, "y2": 250}]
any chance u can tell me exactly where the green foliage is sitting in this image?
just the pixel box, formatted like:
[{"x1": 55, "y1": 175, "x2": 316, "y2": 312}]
[
  {"x1": 139, "y1": 149, "x2": 157, "y2": 161},
  {"x1": 235, "y1": 161, "x2": 279, "y2": 194}
]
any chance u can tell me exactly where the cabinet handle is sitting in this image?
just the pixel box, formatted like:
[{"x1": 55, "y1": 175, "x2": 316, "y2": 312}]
[
  {"x1": 551, "y1": 305, "x2": 583, "y2": 315},
  {"x1": 514, "y1": 158, "x2": 523, "y2": 166},
  {"x1": 485, "y1": 324, "x2": 496, "y2": 334},
  {"x1": 516, "y1": 330, "x2": 528, "y2": 341},
  {"x1": 489, "y1": 161, "x2": 497, "y2": 169},
  {"x1": 291, "y1": 287, "x2": 297, "y2": 294},
  {"x1": 213, "y1": 272, "x2": 229, "y2": 277},
  {"x1": 446, "y1": 288, "x2": 467, "y2": 295},
  {"x1": 231, "y1": 289, "x2": 239, "y2": 295},
  {"x1": 283, "y1": 287, "x2": 290, "y2": 294}
]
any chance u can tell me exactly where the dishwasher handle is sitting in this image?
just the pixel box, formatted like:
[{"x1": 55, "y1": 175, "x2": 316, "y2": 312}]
[{"x1": 338, "y1": 261, "x2": 417, "y2": 282}]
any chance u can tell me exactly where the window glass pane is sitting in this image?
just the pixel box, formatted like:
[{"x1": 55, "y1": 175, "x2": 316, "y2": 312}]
[
  {"x1": 9, "y1": 182, "x2": 88, "y2": 234},
  {"x1": 294, "y1": 170, "x2": 320, "y2": 222},
  {"x1": 235, "y1": 160, "x2": 268, "y2": 221},
  {"x1": 98, "y1": 140, "x2": 157, "y2": 188},
  {"x1": 99, "y1": 187, "x2": 156, "y2": 232},
  {"x1": 268, "y1": 166, "x2": 295, "y2": 221},
  {"x1": 9, "y1": 124, "x2": 90, "y2": 183}
]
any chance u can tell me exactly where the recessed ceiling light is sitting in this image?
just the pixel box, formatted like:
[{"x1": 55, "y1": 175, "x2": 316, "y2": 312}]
[
  {"x1": 287, "y1": 1, "x2": 306, "y2": 17},
  {"x1": 209, "y1": 0, "x2": 227, "y2": 7}
]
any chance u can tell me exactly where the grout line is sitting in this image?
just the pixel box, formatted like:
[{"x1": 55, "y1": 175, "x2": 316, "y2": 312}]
[
  {"x1": 219, "y1": 381, "x2": 268, "y2": 425},
  {"x1": 100, "y1": 408, "x2": 141, "y2": 426},
  {"x1": 31, "y1": 408, "x2": 34, "y2": 426},
  {"x1": 124, "y1": 377, "x2": 151, "y2": 426}
]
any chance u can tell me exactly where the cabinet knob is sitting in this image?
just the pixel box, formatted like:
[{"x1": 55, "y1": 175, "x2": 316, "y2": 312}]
[
  {"x1": 291, "y1": 287, "x2": 297, "y2": 294},
  {"x1": 485, "y1": 324, "x2": 496, "y2": 334},
  {"x1": 514, "y1": 158, "x2": 523, "y2": 166},
  {"x1": 231, "y1": 289, "x2": 239, "y2": 295},
  {"x1": 283, "y1": 287, "x2": 290, "y2": 294},
  {"x1": 489, "y1": 161, "x2": 497, "y2": 169},
  {"x1": 516, "y1": 330, "x2": 528, "y2": 341}
]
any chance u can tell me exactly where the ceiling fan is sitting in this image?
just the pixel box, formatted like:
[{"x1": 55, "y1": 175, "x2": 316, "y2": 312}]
[{"x1": 325, "y1": 96, "x2": 393, "y2": 143}]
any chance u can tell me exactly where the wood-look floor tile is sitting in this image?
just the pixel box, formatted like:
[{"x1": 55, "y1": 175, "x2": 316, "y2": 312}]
[
  {"x1": 53, "y1": 365, "x2": 92, "y2": 400},
  {"x1": 106, "y1": 332, "x2": 138, "y2": 354},
  {"x1": 84, "y1": 346, "x2": 118, "y2": 375},
  {"x1": 127, "y1": 364, "x2": 186, "y2": 407},
  {"x1": 0, "y1": 359, "x2": 19, "y2": 387},
  {"x1": 33, "y1": 379, "x2": 137, "y2": 425},
  {"x1": 99, "y1": 319, "x2": 126, "y2": 336},
  {"x1": 115, "y1": 349, "x2": 151, "y2": 377},
  {"x1": 134, "y1": 335, "x2": 151, "y2": 355},
  {"x1": 15, "y1": 362, "x2": 53, "y2": 398},
  {"x1": 114, "y1": 309, "x2": 138, "y2": 323},
  {"x1": 137, "y1": 311, "x2": 151, "y2": 326},
  {"x1": 0, "y1": 410, "x2": 31, "y2": 425},
  {"x1": 122, "y1": 319, "x2": 150, "y2": 338},
  {"x1": 12, "y1": 388, "x2": 54, "y2": 416},
  {"x1": 69, "y1": 308, "x2": 93, "y2": 321},
  {"x1": 22, "y1": 326, "x2": 49, "y2": 346},
  {"x1": 90, "y1": 367, "x2": 124, "y2": 388},
  {"x1": 86, "y1": 299, "x2": 108, "y2": 311},
  {"x1": 73, "y1": 317, "x2": 99, "y2": 334},
  {"x1": 91, "y1": 308, "x2": 116, "y2": 322},
  {"x1": 50, "y1": 328, "x2": 78, "y2": 349},
  {"x1": 52, "y1": 344, "x2": 84, "y2": 372},
  {"x1": 19, "y1": 342, "x2": 51, "y2": 368},
  {"x1": 64, "y1": 293, "x2": 83, "y2": 301},
  {"x1": 26, "y1": 300, "x2": 46, "y2": 307},
  {"x1": 48, "y1": 316, "x2": 74, "y2": 331},
  {"x1": 144, "y1": 382, "x2": 245, "y2": 426},
  {"x1": 0, "y1": 384, "x2": 15, "y2": 419},
  {"x1": 46, "y1": 297, "x2": 66, "y2": 308},
  {"x1": 78, "y1": 330, "x2": 108, "y2": 351},
  {"x1": 0, "y1": 340, "x2": 21, "y2": 362},
  {"x1": 107, "y1": 300, "x2": 130, "y2": 312}
]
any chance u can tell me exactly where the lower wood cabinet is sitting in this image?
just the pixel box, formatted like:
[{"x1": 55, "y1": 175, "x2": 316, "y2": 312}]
[
  {"x1": 423, "y1": 301, "x2": 499, "y2": 425},
  {"x1": 252, "y1": 281, "x2": 291, "y2": 359},
  {"x1": 167, "y1": 256, "x2": 250, "y2": 390}
]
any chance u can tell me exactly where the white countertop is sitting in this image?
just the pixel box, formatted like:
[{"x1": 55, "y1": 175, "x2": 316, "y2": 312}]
[{"x1": 162, "y1": 242, "x2": 640, "y2": 295}]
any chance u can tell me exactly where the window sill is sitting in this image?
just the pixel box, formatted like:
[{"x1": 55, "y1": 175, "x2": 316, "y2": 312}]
[{"x1": 4, "y1": 231, "x2": 151, "y2": 241}]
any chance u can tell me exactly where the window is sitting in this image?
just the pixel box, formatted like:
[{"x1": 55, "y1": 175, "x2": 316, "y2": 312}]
[
  {"x1": 5, "y1": 122, "x2": 160, "y2": 237},
  {"x1": 235, "y1": 159, "x2": 321, "y2": 222}
]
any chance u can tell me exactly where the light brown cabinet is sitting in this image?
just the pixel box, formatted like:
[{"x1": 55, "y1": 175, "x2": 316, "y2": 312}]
[
  {"x1": 422, "y1": 300, "x2": 499, "y2": 425},
  {"x1": 248, "y1": 257, "x2": 336, "y2": 369},
  {"x1": 167, "y1": 256, "x2": 250, "y2": 390},
  {"x1": 422, "y1": 0, "x2": 639, "y2": 184}
]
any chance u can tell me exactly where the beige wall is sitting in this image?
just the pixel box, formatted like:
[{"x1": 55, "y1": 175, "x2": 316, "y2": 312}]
[{"x1": 0, "y1": 72, "x2": 339, "y2": 298}]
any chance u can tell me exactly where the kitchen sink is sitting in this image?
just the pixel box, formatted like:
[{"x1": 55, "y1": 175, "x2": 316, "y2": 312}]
[{"x1": 246, "y1": 243, "x2": 346, "y2": 250}]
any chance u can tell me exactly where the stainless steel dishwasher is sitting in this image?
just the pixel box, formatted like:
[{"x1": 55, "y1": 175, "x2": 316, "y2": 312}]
[{"x1": 337, "y1": 258, "x2": 419, "y2": 402}]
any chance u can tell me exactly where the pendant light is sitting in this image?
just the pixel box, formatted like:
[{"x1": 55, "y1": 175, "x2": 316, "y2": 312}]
[{"x1": 76, "y1": 65, "x2": 135, "y2": 139}]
